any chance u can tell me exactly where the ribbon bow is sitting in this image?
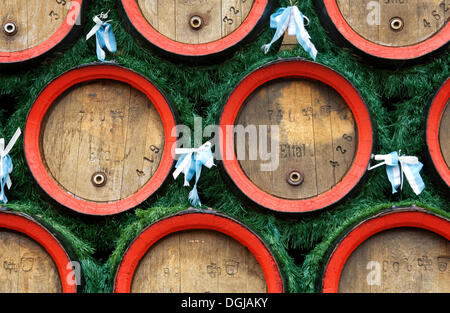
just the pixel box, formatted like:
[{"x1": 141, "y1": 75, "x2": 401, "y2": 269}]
[
  {"x1": 262, "y1": 5, "x2": 317, "y2": 60},
  {"x1": 173, "y1": 142, "x2": 215, "y2": 207},
  {"x1": 368, "y1": 151, "x2": 425, "y2": 195},
  {"x1": 86, "y1": 11, "x2": 117, "y2": 62},
  {"x1": 0, "y1": 128, "x2": 21, "y2": 204}
]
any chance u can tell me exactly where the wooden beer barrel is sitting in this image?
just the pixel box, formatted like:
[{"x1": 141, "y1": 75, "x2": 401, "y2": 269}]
[
  {"x1": 24, "y1": 64, "x2": 177, "y2": 216},
  {"x1": 114, "y1": 210, "x2": 284, "y2": 293},
  {"x1": 218, "y1": 59, "x2": 373, "y2": 214},
  {"x1": 316, "y1": 0, "x2": 450, "y2": 61},
  {"x1": 322, "y1": 207, "x2": 450, "y2": 293},
  {"x1": 0, "y1": 0, "x2": 84, "y2": 67},
  {"x1": 0, "y1": 210, "x2": 78, "y2": 293},
  {"x1": 118, "y1": 0, "x2": 275, "y2": 63},
  {"x1": 426, "y1": 78, "x2": 450, "y2": 189}
]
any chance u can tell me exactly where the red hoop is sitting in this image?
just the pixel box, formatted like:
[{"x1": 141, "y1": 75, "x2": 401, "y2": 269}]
[
  {"x1": 426, "y1": 78, "x2": 450, "y2": 188},
  {"x1": 114, "y1": 211, "x2": 284, "y2": 293},
  {"x1": 24, "y1": 64, "x2": 177, "y2": 216},
  {"x1": 322, "y1": 0, "x2": 450, "y2": 60},
  {"x1": 322, "y1": 209, "x2": 450, "y2": 293},
  {"x1": 0, "y1": 0, "x2": 83, "y2": 65},
  {"x1": 119, "y1": 0, "x2": 270, "y2": 58},
  {"x1": 0, "y1": 211, "x2": 77, "y2": 293},
  {"x1": 219, "y1": 59, "x2": 373, "y2": 213}
]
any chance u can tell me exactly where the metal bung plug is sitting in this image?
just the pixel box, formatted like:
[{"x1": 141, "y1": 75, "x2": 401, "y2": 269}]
[
  {"x1": 91, "y1": 172, "x2": 107, "y2": 187},
  {"x1": 390, "y1": 17, "x2": 404, "y2": 31},
  {"x1": 190, "y1": 15, "x2": 203, "y2": 30},
  {"x1": 286, "y1": 169, "x2": 304, "y2": 186},
  {"x1": 3, "y1": 22, "x2": 18, "y2": 36}
]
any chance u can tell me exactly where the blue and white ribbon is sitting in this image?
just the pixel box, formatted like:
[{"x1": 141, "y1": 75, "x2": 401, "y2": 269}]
[
  {"x1": 173, "y1": 142, "x2": 215, "y2": 207},
  {"x1": 368, "y1": 151, "x2": 425, "y2": 195},
  {"x1": 0, "y1": 128, "x2": 21, "y2": 204},
  {"x1": 86, "y1": 12, "x2": 117, "y2": 62},
  {"x1": 262, "y1": 5, "x2": 317, "y2": 60}
]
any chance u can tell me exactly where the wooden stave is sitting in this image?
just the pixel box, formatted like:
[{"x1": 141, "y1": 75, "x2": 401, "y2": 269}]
[
  {"x1": 0, "y1": 209, "x2": 79, "y2": 293},
  {"x1": 117, "y1": 0, "x2": 277, "y2": 64},
  {"x1": 0, "y1": 0, "x2": 86, "y2": 69},
  {"x1": 425, "y1": 78, "x2": 450, "y2": 191},
  {"x1": 113, "y1": 209, "x2": 285, "y2": 293},
  {"x1": 314, "y1": 0, "x2": 450, "y2": 64},
  {"x1": 320, "y1": 207, "x2": 450, "y2": 293},
  {"x1": 23, "y1": 63, "x2": 178, "y2": 216},
  {"x1": 218, "y1": 58, "x2": 374, "y2": 214}
]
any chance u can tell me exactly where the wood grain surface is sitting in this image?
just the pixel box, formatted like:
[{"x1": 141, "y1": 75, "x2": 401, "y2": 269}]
[
  {"x1": 137, "y1": 0, "x2": 255, "y2": 44},
  {"x1": 338, "y1": 227, "x2": 450, "y2": 293},
  {"x1": 41, "y1": 80, "x2": 164, "y2": 202},
  {"x1": 336, "y1": 0, "x2": 448, "y2": 47},
  {"x1": 131, "y1": 230, "x2": 267, "y2": 293},
  {"x1": 439, "y1": 100, "x2": 450, "y2": 168},
  {"x1": 0, "y1": 0, "x2": 71, "y2": 52},
  {"x1": 236, "y1": 78, "x2": 357, "y2": 200},
  {"x1": 0, "y1": 230, "x2": 62, "y2": 293}
]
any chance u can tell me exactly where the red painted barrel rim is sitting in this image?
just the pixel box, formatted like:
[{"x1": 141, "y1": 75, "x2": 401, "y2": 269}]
[
  {"x1": 322, "y1": 209, "x2": 450, "y2": 293},
  {"x1": 0, "y1": 211, "x2": 76, "y2": 293},
  {"x1": 219, "y1": 59, "x2": 373, "y2": 213},
  {"x1": 114, "y1": 211, "x2": 284, "y2": 293},
  {"x1": 24, "y1": 64, "x2": 177, "y2": 216},
  {"x1": 0, "y1": 0, "x2": 83, "y2": 64},
  {"x1": 323, "y1": 0, "x2": 450, "y2": 60},
  {"x1": 120, "y1": 0, "x2": 269, "y2": 57},
  {"x1": 426, "y1": 78, "x2": 450, "y2": 188}
]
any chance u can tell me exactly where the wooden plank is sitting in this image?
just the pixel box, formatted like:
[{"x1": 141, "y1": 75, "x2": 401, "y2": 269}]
[
  {"x1": 439, "y1": 101, "x2": 450, "y2": 168},
  {"x1": 330, "y1": 89, "x2": 357, "y2": 183},
  {"x1": 158, "y1": 0, "x2": 176, "y2": 40},
  {"x1": 180, "y1": 230, "x2": 219, "y2": 292},
  {"x1": 141, "y1": 98, "x2": 165, "y2": 188},
  {"x1": 279, "y1": 33, "x2": 298, "y2": 52},
  {"x1": 311, "y1": 83, "x2": 335, "y2": 194},
  {"x1": 241, "y1": 0, "x2": 254, "y2": 21},
  {"x1": 137, "y1": 0, "x2": 158, "y2": 30},
  {"x1": 0, "y1": 231, "x2": 19, "y2": 292},
  {"x1": 97, "y1": 81, "x2": 130, "y2": 201},
  {"x1": 120, "y1": 88, "x2": 150, "y2": 199},
  {"x1": 57, "y1": 85, "x2": 84, "y2": 194},
  {"x1": 42, "y1": 89, "x2": 67, "y2": 184},
  {"x1": 74, "y1": 82, "x2": 105, "y2": 201},
  {"x1": 0, "y1": 231, "x2": 61, "y2": 293},
  {"x1": 292, "y1": 80, "x2": 318, "y2": 198},
  {"x1": 338, "y1": 228, "x2": 450, "y2": 293},
  {"x1": 175, "y1": 0, "x2": 200, "y2": 44}
]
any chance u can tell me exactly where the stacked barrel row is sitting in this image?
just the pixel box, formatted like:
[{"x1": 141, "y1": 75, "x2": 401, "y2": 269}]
[{"x1": 0, "y1": 0, "x2": 448, "y2": 293}]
